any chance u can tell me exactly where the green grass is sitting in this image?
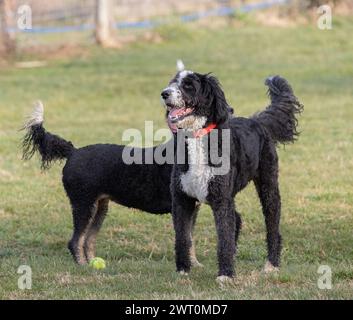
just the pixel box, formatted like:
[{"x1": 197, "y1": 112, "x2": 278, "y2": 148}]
[{"x1": 1, "y1": 17, "x2": 353, "y2": 299}]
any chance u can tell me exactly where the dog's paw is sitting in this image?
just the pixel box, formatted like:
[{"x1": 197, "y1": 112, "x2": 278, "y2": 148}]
[
  {"x1": 76, "y1": 259, "x2": 88, "y2": 266},
  {"x1": 263, "y1": 261, "x2": 279, "y2": 273},
  {"x1": 216, "y1": 275, "x2": 234, "y2": 285},
  {"x1": 178, "y1": 270, "x2": 189, "y2": 276}
]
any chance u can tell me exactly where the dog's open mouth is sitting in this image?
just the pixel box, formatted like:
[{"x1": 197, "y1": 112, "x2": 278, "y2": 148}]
[{"x1": 167, "y1": 107, "x2": 193, "y2": 133}]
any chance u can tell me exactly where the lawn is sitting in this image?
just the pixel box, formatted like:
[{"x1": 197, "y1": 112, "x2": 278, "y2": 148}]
[{"x1": 0, "y1": 16, "x2": 353, "y2": 300}]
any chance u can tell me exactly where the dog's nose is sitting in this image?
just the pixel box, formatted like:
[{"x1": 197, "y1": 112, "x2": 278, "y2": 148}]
[{"x1": 161, "y1": 89, "x2": 171, "y2": 100}]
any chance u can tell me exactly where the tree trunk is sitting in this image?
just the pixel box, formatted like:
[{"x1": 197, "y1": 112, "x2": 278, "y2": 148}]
[
  {"x1": 95, "y1": 0, "x2": 118, "y2": 47},
  {"x1": 0, "y1": 0, "x2": 16, "y2": 55}
]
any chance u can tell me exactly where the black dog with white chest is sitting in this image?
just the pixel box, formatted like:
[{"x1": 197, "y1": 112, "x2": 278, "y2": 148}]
[{"x1": 161, "y1": 71, "x2": 303, "y2": 281}]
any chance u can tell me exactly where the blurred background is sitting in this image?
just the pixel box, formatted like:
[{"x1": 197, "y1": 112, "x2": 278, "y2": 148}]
[{"x1": 1, "y1": 0, "x2": 351, "y2": 57}]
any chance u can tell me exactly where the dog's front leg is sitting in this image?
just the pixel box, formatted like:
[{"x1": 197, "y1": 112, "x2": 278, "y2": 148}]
[
  {"x1": 172, "y1": 192, "x2": 197, "y2": 275},
  {"x1": 211, "y1": 200, "x2": 236, "y2": 281}
]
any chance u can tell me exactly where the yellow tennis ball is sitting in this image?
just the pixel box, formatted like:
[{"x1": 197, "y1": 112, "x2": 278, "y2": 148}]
[{"x1": 89, "y1": 257, "x2": 106, "y2": 270}]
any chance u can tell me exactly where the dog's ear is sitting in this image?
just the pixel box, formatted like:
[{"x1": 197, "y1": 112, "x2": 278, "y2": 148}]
[{"x1": 203, "y1": 75, "x2": 230, "y2": 125}]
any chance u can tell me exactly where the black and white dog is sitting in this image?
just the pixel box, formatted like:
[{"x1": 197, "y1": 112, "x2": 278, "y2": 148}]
[
  {"x1": 21, "y1": 101, "x2": 205, "y2": 266},
  {"x1": 161, "y1": 71, "x2": 303, "y2": 282}
]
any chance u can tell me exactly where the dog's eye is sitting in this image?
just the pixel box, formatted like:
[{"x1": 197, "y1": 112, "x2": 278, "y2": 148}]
[{"x1": 183, "y1": 82, "x2": 193, "y2": 90}]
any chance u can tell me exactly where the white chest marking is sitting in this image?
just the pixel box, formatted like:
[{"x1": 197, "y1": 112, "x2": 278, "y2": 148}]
[{"x1": 180, "y1": 138, "x2": 215, "y2": 203}]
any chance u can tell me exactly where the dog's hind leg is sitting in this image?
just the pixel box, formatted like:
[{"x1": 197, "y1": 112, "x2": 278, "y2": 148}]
[
  {"x1": 68, "y1": 201, "x2": 97, "y2": 265},
  {"x1": 190, "y1": 203, "x2": 203, "y2": 268},
  {"x1": 84, "y1": 198, "x2": 109, "y2": 262},
  {"x1": 254, "y1": 152, "x2": 282, "y2": 272}
]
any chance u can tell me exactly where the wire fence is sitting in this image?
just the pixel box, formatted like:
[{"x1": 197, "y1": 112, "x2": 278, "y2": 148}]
[{"x1": 1, "y1": 0, "x2": 291, "y2": 52}]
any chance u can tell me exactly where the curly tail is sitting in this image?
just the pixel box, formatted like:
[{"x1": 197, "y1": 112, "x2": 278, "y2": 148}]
[
  {"x1": 253, "y1": 76, "x2": 303, "y2": 144},
  {"x1": 22, "y1": 101, "x2": 75, "y2": 169}
]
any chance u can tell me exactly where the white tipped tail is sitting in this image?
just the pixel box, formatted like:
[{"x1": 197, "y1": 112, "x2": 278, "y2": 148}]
[
  {"x1": 176, "y1": 59, "x2": 185, "y2": 72},
  {"x1": 22, "y1": 100, "x2": 74, "y2": 169},
  {"x1": 24, "y1": 100, "x2": 44, "y2": 129}
]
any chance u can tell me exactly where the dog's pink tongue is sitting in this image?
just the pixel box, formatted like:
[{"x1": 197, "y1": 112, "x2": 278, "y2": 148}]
[
  {"x1": 167, "y1": 108, "x2": 192, "y2": 133},
  {"x1": 169, "y1": 108, "x2": 185, "y2": 120},
  {"x1": 167, "y1": 118, "x2": 178, "y2": 133}
]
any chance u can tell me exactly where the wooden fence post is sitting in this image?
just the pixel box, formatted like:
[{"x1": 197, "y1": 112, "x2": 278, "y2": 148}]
[
  {"x1": 0, "y1": 0, "x2": 16, "y2": 55},
  {"x1": 95, "y1": 0, "x2": 117, "y2": 47}
]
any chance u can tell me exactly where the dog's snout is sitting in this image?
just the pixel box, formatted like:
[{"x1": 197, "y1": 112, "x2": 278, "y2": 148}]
[{"x1": 161, "y1": 89, "x2": 172, "y2": 100}]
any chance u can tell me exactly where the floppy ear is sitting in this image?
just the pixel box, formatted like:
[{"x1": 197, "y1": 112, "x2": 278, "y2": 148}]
[{"x1": 204, "y1": 75, "x2": 230, "y2": 125}]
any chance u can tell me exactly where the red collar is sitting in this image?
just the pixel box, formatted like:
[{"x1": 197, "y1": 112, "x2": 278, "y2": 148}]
[{"x1": 193, "y1": 123, "x2": 217, "y2": 138}]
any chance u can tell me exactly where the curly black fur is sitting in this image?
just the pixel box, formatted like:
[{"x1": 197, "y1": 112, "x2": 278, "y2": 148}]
[
  {"x1": 22, "y1": 123, "x2": 74, "y2": 169},
  {"x1": 162, "y1": 73, "x2": 303, "y2": 278},
  {"x1": 253, "y1": 76, "x2": 304, "y2": 144},
  {"x1": 203, "y1": 74, "x2": 230, "y2": 125},
  {"x1": 21, "y1": 104, "x2": 175, "y2": 265}
]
